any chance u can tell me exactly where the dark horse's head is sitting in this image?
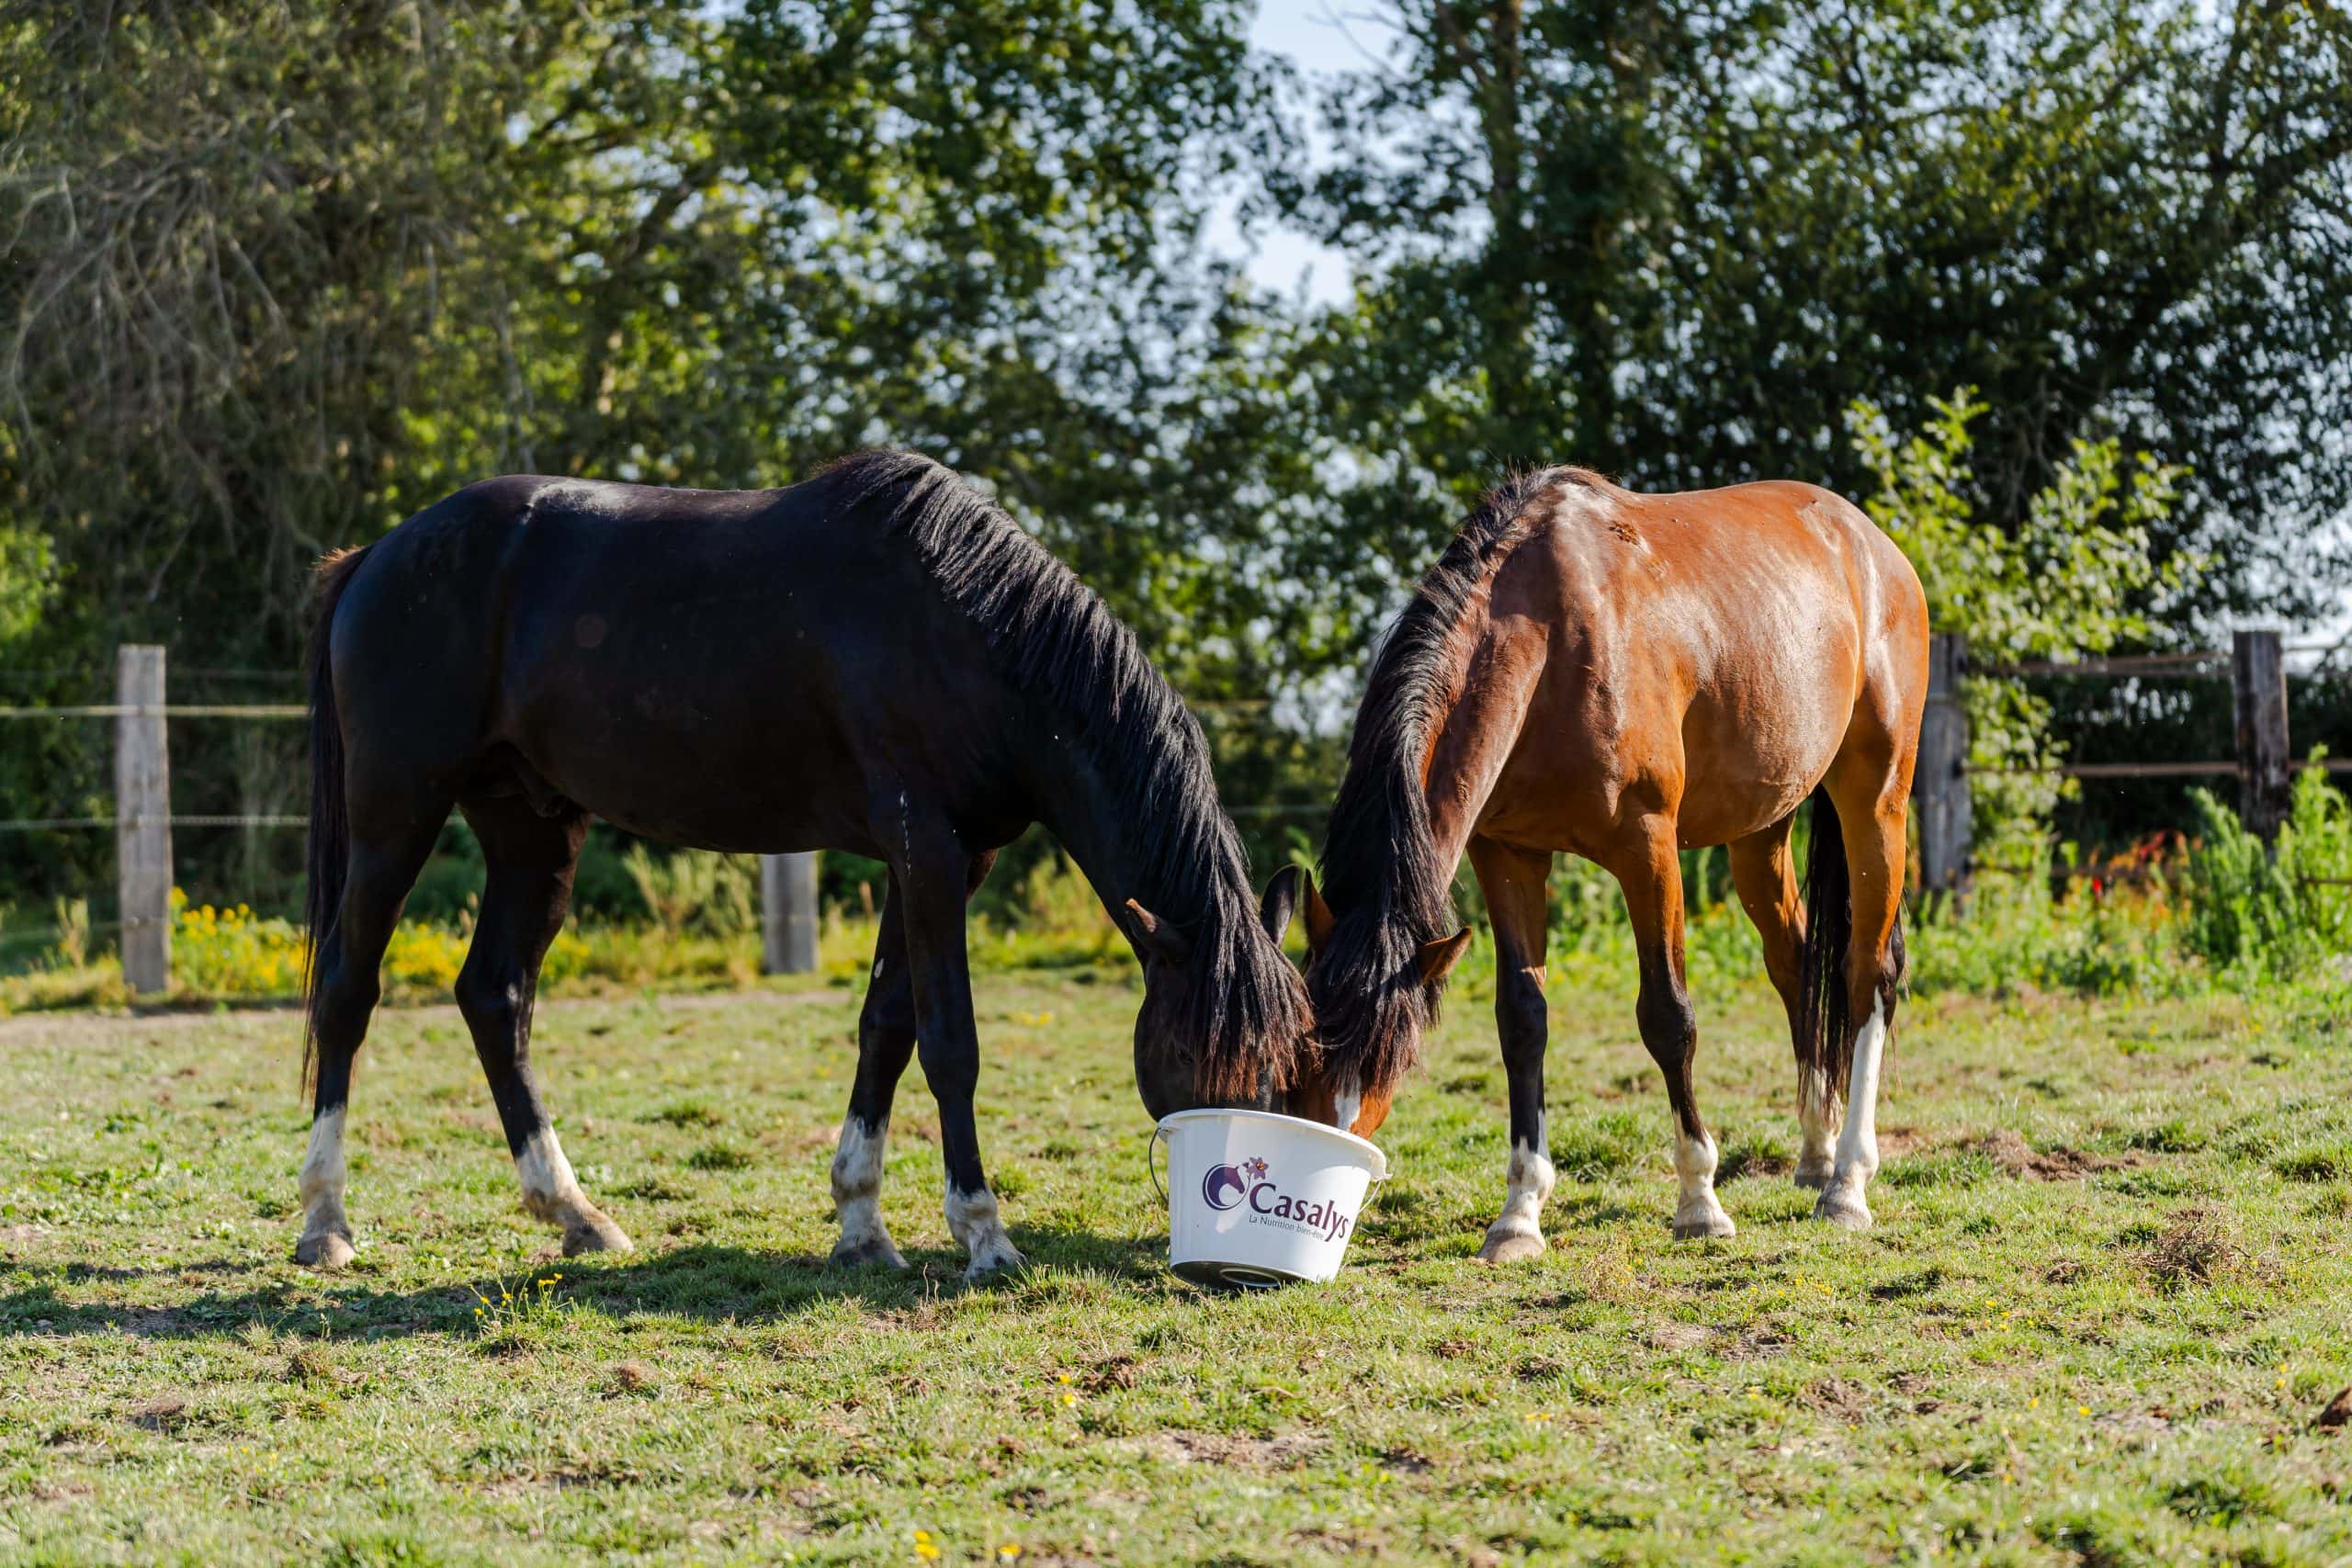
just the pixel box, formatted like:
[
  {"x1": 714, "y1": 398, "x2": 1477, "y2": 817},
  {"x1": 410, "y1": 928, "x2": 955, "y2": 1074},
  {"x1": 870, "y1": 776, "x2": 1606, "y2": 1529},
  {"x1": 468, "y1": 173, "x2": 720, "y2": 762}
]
[{"x1": 1118, "y1": 878, "x2": 1320, "y2": 1124}]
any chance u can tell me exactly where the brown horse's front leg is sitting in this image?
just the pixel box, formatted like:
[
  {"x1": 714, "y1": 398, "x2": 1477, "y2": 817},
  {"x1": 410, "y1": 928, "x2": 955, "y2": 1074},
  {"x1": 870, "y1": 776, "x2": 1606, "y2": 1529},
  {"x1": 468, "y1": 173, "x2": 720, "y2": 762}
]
[
  {"x1": 1613, "y1": 822, "x2": 1735, "y2": 1241},
  {"x1": 1470, "y1": 837, "x2": 1555, "y2": 1264}
]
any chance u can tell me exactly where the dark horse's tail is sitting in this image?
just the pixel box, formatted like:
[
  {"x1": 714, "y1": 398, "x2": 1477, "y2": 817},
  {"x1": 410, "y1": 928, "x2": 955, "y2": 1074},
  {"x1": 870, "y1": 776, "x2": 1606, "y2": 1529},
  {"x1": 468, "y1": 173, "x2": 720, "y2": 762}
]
[
  {"x1": 1794, "y1": 785, "x2": 1905, "y2": 1101},
  {"x1": 301, "y1": 546, "x2": 370, "y2": 1092}
]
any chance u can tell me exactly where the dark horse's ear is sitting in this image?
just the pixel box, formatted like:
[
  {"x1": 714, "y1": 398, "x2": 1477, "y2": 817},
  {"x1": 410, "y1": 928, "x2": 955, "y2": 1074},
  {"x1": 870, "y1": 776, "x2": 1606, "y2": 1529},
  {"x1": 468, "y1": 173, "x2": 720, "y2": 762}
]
[
  {"x1": 1124, "y1": 898, "x2": 1193, "y2": 969},
  {"x1": 1260, "y1": 865, "x2": 1303, "y2": 947},
  {"x1": 1417, "y1": 927, "x2": 1473, "y2": 987}
]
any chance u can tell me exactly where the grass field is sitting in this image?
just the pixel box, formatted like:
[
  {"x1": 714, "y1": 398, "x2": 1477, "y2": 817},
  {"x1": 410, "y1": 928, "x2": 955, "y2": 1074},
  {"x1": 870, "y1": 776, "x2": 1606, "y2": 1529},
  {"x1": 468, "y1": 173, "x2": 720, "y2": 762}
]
[{"x1": 4, "y1": 949, "x2": 2352, "y2": 1565}]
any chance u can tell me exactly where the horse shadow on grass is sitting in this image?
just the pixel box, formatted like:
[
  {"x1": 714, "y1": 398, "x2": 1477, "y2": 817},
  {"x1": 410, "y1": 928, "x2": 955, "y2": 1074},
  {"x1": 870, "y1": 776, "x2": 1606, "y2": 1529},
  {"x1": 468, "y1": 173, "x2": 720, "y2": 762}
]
[{"x1": 0, "y1": 1223, "x2": 1169, "y2": 1343}]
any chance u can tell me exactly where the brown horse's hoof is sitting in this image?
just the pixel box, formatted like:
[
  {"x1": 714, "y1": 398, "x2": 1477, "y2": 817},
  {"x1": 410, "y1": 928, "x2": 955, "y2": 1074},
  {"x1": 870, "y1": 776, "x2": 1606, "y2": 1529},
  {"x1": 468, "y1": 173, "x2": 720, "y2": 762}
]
[
  {"x1": 295, "y1": 1229, "x2": 356, "y2": 1270},
  {"x1": 1811, "y1": 1185, "x2": 1874, "y2": 1231},
  {"x1": 1475, "y1": 1227, "x2": 1547, "y2": 1264},
  {"x1": 831, "y1": 1235, "x2": 908, "y2": 1270},
  {"x1": 561, "y1": 1211, "x2": 634, "y2": 1257},
  {"x1": 1791, "y1": 1160, "x2": 1837, "y2": 1191},
  {"x1": 1672, "y1": 1208, "x2": 1736, "y2": 1241}
]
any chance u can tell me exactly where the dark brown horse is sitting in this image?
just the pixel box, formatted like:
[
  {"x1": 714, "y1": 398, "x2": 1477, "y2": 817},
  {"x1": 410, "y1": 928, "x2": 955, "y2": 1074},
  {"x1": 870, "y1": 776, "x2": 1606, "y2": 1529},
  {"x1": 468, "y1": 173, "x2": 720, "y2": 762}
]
[
  {"x1": 297, "y1": 451, "x2": 1315, "y2": 1279},
  {"x1": 1291, "y1": 467, "x2": 1928, "y2": 1253}
]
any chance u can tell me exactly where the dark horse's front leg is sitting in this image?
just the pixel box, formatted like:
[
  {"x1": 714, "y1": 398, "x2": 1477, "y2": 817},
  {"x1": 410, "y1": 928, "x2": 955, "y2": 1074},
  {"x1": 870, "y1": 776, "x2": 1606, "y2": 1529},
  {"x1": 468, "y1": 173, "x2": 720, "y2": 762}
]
[
  {"x1": 887, "y1": 813, "x2": 1023, "y2": 1280},
  {"x1": 830, "y1": 852, "x2": 996, "y2": 1269}
]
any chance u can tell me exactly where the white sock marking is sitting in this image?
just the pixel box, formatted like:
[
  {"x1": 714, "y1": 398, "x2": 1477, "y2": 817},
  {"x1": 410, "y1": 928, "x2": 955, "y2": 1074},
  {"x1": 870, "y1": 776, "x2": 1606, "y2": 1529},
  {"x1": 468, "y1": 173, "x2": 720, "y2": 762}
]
[
  {"x1": 1484, "y1": 1113, "x2": 1555, "y2": 1250},
  {"x1": 944, "y1": 1185, "x2": 1024, "y2": 1277},
  {"x1": 298, "y1": 1106, "x2": 348, "y2": 1243},
  {"x1": 1821, "y1": 996, "x2": 1887, "y2": 1220},
  {"x1": 515, "y1": 1125, "x2": 583, "y2": 1218},
  {"x1": 1672, "y1": 1126, "x2": 1734, "y2": 1236},
  {"x1": 1797, "y1": 1066, "x2": 1838, "y2": 1178},
  {"x1": 830, "y1": 1117, "x2": 899, "y2": 1260},
  {"x1": 1330, "y1": 1083, "x2": 1362, "y2": 1134}
]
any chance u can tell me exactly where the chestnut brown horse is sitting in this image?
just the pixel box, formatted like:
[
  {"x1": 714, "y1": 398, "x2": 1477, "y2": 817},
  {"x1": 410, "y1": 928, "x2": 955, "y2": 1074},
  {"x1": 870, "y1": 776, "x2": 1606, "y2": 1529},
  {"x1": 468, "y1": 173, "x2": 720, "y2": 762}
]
[
  {"x1": 298, "y1": 451, "x2": 1316, "y2": 1280},
  {"x1": 1290, "y1": 466, "x2": 1928, "y2": 1254}
]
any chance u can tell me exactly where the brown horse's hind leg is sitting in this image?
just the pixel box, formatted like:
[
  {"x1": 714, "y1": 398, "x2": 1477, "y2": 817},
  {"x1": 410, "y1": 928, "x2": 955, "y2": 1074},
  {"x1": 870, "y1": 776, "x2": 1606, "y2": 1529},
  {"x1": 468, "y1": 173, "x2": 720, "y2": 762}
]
[
  {"x1": 831, "y1": 852, "x2": 995, "y2": 1269},
  {"x1": 455, "y1": 796, "x2": 628, "y2": 1258},
  {"x1": 1469, "y1": 837, "x2": 1555, "y2": 1264},
  {"x1": 1726, "y1": 818, "x2": 1838, "y2": 1189},
  {"x1": 1813, "y1": 780, "x2": 1910, "y2": 1231},
  {"x1": 299, "y1": 816, "x2": 446, "y2": 1269},
  {"x1": 1610, "y1": 818, "x2": 1735, "y2": 1240}
]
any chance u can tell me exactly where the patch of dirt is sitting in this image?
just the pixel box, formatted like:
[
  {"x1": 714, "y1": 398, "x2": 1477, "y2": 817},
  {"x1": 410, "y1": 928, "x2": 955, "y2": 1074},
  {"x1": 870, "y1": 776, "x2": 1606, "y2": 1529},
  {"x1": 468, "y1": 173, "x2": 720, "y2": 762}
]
[
  {"x1": 1720, "y1": 1325, "x2": 1796, "y2": 1361},
  {"x1": 1643, "y1": 1322, "x2": 1712, "y2": 1353},
  {"x1": 123, "y1": 1396, "x2": 190, "y2": 1433},
  {"x1": 1081, "y1": 1356, "x2": 1138, "y2": 1393},
  {"x1": 1974, "y1": 1129, "x2": 2136, "y2": 1180},
  {"x1": 2313, "y1": 1387, "x2": 2352, "y2": 1431},
  {"x1": 1128, "y1": 1429, "x2": 1324, "y2": 1470},
  {"x1": 2136, "y1": 1206, "x2": 2247, "y2": 1294},
  {"x1": 1801, "y1": 1377, "x2": 1872, "y2": 1424}
]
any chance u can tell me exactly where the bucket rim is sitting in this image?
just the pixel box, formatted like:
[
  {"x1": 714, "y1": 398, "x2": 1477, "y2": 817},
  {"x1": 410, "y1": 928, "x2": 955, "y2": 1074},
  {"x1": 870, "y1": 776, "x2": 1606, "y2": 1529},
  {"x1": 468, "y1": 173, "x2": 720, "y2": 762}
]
[{"x1": 1153, "y1": 1107, "x2": 1388, "y2": 1179}]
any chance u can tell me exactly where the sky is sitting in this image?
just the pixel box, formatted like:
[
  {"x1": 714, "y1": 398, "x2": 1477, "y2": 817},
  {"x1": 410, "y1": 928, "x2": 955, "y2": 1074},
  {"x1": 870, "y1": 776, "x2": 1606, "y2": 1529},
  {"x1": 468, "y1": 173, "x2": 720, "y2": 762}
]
[{"x1": 1203, "y1": 1, "x2": 1403, "y2": 307}]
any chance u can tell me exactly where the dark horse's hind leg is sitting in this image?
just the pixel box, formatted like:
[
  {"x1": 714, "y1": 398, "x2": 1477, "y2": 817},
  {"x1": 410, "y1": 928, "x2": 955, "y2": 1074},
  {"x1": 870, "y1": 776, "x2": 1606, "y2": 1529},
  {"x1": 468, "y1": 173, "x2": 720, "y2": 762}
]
[
  {"x1": 831, "y1": 852, "x2": 995, "y2": 1269},
  {"x1": 884, "y1": 812, "x2": 1022, "y2": 1280},
  {"x1": 456, "y1": 795, "x2": 628, "y2": 1257},
  {"x1": 299, "y1": 817, "x2": 446, "y2": 1269}
]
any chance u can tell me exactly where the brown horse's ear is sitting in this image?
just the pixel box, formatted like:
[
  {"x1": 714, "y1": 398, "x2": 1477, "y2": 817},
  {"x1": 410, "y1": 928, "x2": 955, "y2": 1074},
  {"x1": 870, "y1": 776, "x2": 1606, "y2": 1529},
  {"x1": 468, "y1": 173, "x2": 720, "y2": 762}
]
[
  {"x1": 1259, "y1": 865, "x2": 1300, "y2": 946},
  {"x1": 1417, "y1": 927, "x2": 1473, "y2": 987},
  {"x1": 1302, "y1": 871, "x2": 1337, "y2": 957},
  {"x1": 1125, "y1": 898, "x2": 1192, "y2": 969}
]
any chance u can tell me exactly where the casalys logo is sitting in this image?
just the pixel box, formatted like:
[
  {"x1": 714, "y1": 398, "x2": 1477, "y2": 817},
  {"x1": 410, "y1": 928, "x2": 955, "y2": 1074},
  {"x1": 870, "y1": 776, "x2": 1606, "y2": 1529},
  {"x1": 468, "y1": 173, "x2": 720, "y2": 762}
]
[{"x1": 1199, "y1": 1154, "x2": 1355, "y2": 1243}]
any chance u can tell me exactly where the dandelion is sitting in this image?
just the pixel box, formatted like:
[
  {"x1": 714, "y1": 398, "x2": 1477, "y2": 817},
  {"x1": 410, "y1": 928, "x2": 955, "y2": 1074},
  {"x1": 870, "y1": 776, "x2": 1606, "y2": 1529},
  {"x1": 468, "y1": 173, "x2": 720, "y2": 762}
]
[
  {"x1": 2078, "y1": 1405, "x2": 2091, "y2": 1416},
  {"x1": 998, "y1": 1548, "x2": 1023, "y2": 1562},
  {"x1": 1058, "y1": 1391, "x2": 1078, "y2": 1407}
]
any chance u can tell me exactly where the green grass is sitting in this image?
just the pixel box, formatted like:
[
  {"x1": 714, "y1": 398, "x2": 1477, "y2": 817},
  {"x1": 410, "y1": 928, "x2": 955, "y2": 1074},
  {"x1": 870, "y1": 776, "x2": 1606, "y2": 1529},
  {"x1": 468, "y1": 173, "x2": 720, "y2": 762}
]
[{"x1": 3, "y1": 959, "x2": 2352, "y2": 1564}]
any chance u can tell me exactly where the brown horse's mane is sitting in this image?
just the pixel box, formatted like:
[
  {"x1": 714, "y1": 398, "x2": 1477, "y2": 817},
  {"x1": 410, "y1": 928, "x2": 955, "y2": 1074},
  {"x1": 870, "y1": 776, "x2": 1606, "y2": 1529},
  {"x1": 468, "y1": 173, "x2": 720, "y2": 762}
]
[
  {"x1": 810, "y1": 449, "x2": 1310, "y2": 1098},
  {"x1": 1313, "y1": 466, "x2": 1596, "y2": 1095}
]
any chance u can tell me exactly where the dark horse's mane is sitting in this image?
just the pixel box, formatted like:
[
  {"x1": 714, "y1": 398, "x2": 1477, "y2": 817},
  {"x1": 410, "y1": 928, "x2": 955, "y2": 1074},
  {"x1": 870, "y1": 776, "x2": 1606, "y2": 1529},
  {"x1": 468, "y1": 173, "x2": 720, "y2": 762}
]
[
  {"x1": 811, "y1": 449, "x2": 1310, "y2": 1098},
  {"x1": 1315, "y1": 466, "x2": 1589, "y2": 1094}
]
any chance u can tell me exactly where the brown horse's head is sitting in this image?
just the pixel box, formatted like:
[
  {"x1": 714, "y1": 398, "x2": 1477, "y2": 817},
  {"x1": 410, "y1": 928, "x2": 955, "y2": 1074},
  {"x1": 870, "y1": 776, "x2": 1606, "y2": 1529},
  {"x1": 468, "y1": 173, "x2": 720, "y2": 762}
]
[
  {"x1": 1120, "y1": 888, "x2": 1319, "y2": 1125},
  {"x1": 1260, "y1": 863, "x2": 1468, "y2": 1139}
]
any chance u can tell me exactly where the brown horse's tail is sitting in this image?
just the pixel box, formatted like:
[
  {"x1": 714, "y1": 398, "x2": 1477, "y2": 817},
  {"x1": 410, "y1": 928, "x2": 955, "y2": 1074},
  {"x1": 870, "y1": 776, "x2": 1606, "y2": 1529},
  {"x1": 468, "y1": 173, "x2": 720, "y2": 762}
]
[
  {"x1": 301, "y1": 546, "x2": 369, "y2": 1093},
  {"x1": 1796, "y1": 785, "x2": 1853, "y2": 1102}
]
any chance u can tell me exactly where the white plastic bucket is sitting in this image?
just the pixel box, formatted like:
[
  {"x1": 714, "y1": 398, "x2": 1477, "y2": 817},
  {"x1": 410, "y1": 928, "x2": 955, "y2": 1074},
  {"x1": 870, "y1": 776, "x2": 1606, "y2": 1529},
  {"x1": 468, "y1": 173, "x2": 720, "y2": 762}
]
[{"x1": 1150, "y1": 1109, "x2": 1389, "y2": 1288}]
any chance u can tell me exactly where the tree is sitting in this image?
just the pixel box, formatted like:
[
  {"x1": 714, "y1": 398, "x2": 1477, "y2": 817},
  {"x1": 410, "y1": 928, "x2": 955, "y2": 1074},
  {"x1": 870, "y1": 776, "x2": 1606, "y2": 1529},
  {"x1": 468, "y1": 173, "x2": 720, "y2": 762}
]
[
  {"x1": 1849, "y1": 388, "x2": 2188, "y2": 864},
  {"x1": 0, "y1": 0, "x2": 1285, "y2": 902},
  {"x1": 1266, "y1": 0, "x2": 2352, "y2": 674}
]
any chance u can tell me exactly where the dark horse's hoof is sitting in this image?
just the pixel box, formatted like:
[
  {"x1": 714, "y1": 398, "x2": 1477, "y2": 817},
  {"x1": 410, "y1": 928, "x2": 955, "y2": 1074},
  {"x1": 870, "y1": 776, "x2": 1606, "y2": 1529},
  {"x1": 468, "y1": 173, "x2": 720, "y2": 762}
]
[
  {"x1": 831, "y1": 1235, "x2": 909, "y2": 1270},
  {"x1": 295, "y1": 1229, "x2": 356, "y2": 1270},
  {"x1": 560, "y1": 1211, "x2": 634, "y2": 1257}
]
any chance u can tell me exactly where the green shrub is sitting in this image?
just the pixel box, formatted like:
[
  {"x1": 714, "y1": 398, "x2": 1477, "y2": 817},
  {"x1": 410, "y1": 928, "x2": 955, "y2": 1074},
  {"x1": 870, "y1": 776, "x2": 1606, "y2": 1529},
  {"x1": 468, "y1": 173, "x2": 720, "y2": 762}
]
[
  {"x1": 621, "y1": 847, "x2": 758, "y2": 941},
  {"x1": 2180, "y1": 757, "x2": 2352, "y2": 977}
]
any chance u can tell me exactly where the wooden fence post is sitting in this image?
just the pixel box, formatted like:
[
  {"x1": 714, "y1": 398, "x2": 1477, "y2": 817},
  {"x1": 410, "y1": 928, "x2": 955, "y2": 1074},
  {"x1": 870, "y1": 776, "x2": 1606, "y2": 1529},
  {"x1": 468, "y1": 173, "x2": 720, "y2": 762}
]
[
  {"x1": 116, "y1": 644, "x2": 172, "y2": 994},
  {"x1": 2232, "y1": 628, "x2": 2290, "y2": 841},
  {"x1": 1913, "y1": 633, "x2": 1972, "y2": 908},
  {"x1": 761, "y1": 852, "x2": 820, "y2": 974}
]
